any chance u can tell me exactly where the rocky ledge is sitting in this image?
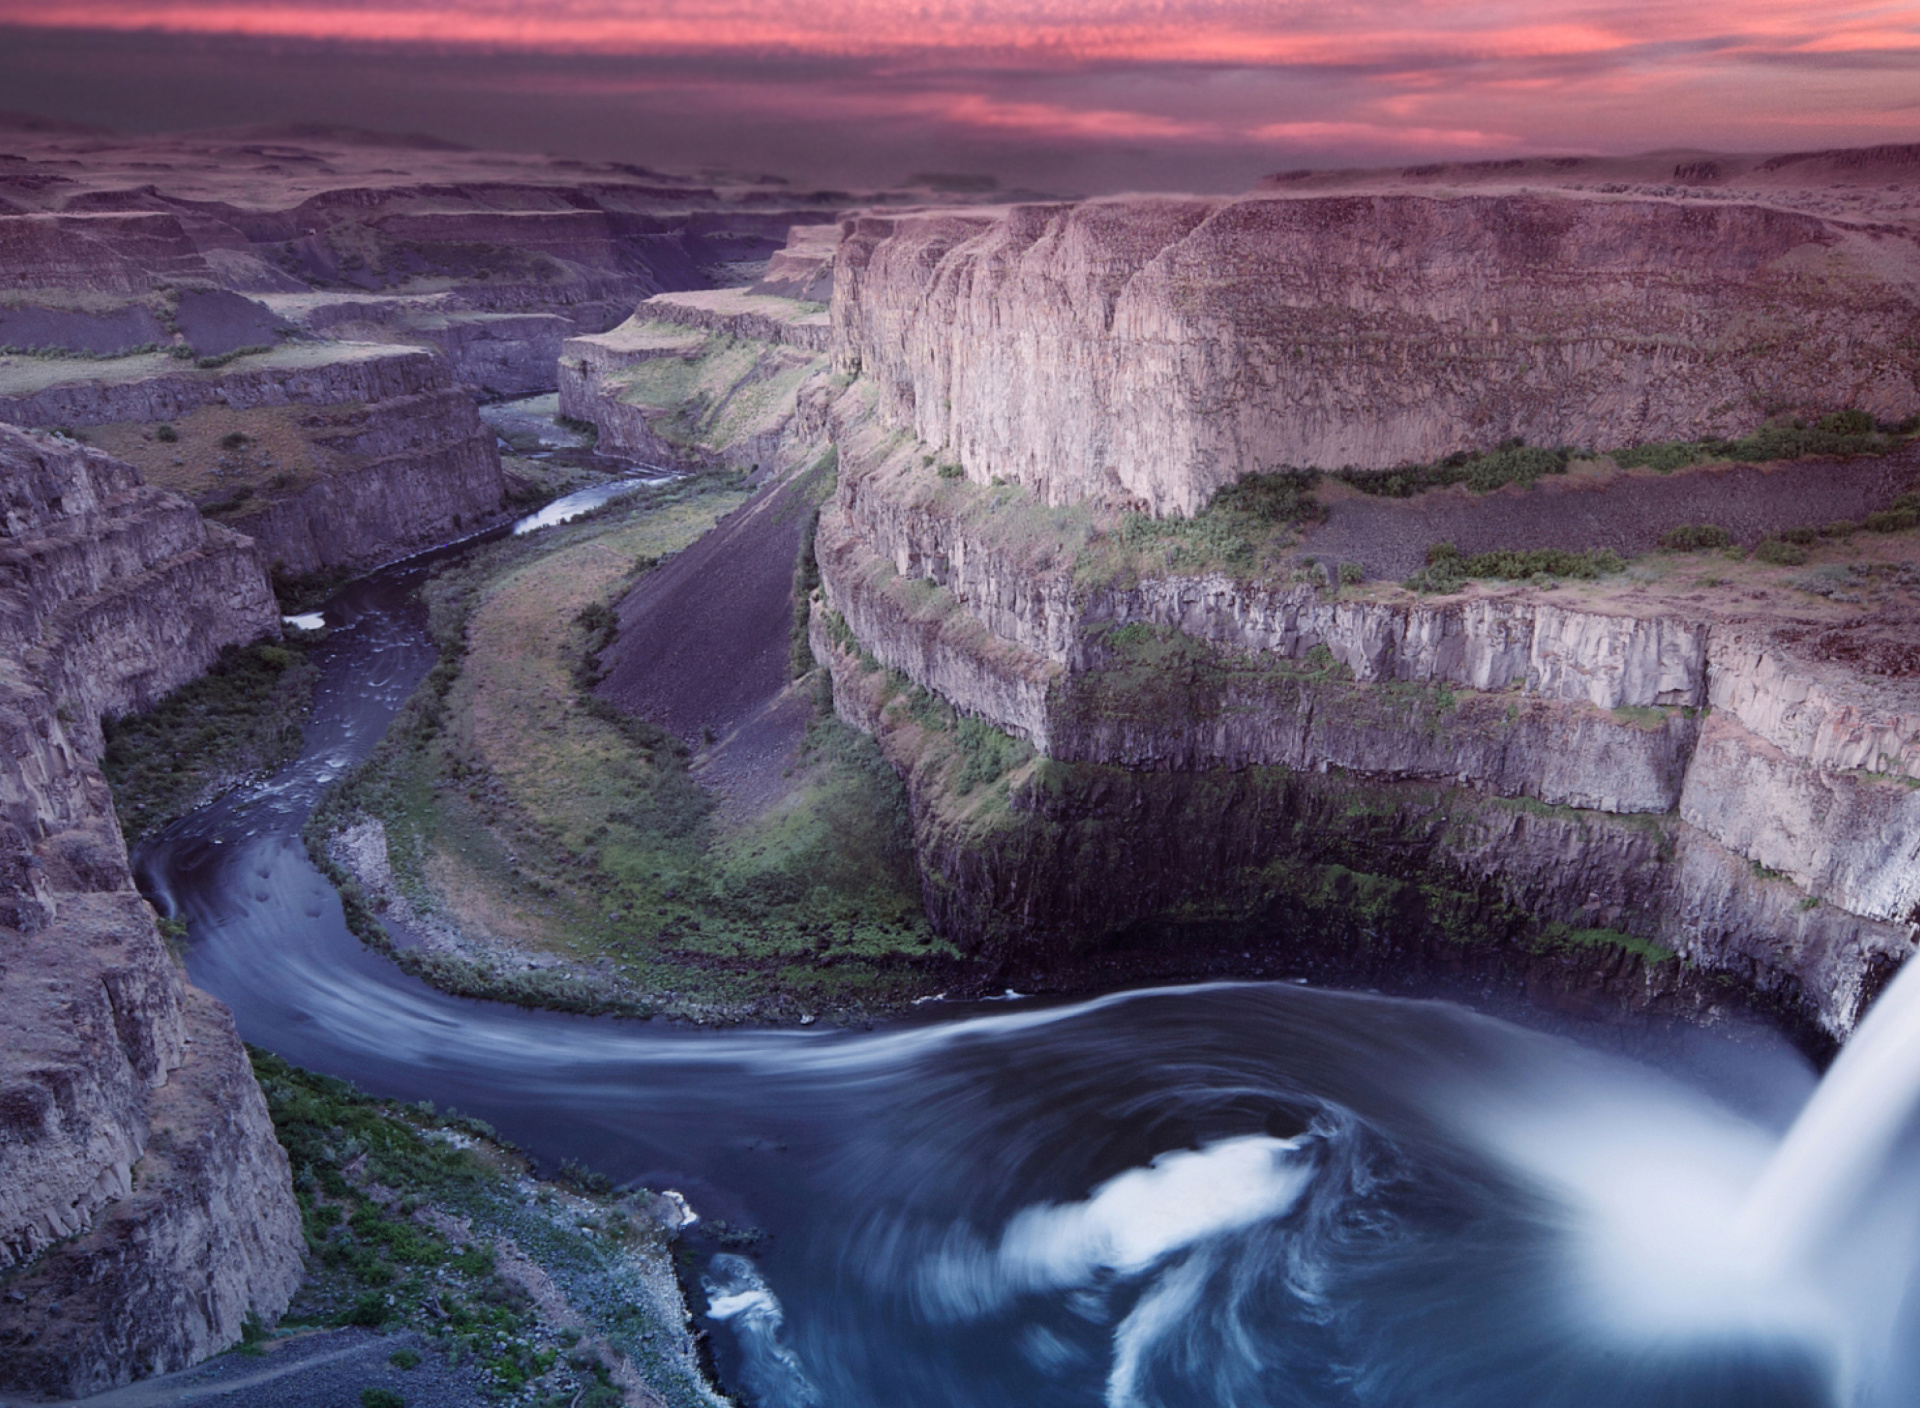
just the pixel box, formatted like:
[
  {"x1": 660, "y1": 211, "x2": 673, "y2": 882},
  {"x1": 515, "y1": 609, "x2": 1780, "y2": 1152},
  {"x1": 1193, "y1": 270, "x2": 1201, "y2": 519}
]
[
  {"x1": 0, "y1": 426, "x2": 304, "y2": 1397},
  {"x1": 833, "y1": 192, "x2": 1920, "y2": 513},
  {"x1": 0, "y1": 343, "x2": 506, "y2": 577},
  {"x1": 812, "y1": 386, "x2": 1920, "y2": 1043}
]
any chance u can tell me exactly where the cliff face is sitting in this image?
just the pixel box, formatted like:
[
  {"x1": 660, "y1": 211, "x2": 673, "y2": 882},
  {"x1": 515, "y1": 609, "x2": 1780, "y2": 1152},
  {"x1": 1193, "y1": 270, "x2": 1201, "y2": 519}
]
[
  {"x1": 833, "y1": 195, "x2": 1920, "y2": 513},
  {"x1": 813, "y1": 386, "x2": 1920, "y2": 1039},
  {"x1": 0, "y1": 346, "x2": 506, "y2": 577},
  {"x1": 559, "y1": 286, "x2": 833, "y2": 473},
  {"x1": 0, "y1": 426, "x2": 303, "y2": 1396}
]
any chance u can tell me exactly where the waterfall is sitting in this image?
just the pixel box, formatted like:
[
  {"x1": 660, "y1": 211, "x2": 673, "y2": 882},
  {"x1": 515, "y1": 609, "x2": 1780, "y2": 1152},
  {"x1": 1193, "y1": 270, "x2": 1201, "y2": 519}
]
[{"x1": 1742, "y1": 953, "x2": 1920, "y2": 1274}]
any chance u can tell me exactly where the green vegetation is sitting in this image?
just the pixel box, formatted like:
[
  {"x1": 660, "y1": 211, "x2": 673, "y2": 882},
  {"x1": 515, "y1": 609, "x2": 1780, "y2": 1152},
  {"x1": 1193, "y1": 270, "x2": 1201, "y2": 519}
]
[
  {"x1": 1610, "y1": 411, "x2": 1916, "y2": 475},
  {"x1": 311, "y1": 474, "x2": 949, "y2": 1020},
  {"x1": 1660, "y1": 524, "x2": 1732, "y2": 551},
  {"x1": 1335, "y1": 441, "x2": 1571, "y2": 498},
  {"x1": 1405, "y1": 542, "x2": 1627, "y2": 593},
  {"x1": 1863, "y1": 491, "x2": 1920, "y2": 535},
  {"x1": 102, "y1": 638, "x2": 318, "y2": 842},
  {"x1": 253, "y1": 1051, "x2": 715, "y2": 1408},
  {"x1": 1752, "y1": 536, "x2": 1809, "y2": 567},
  {"x1": 604, "y1": 322, "x2": 828, "y2": 460},
  {"x1": 1329, "y1": 413, "x2": 1913, "y2": 503},
  {"x1": 196, "y1": 343, "x2": 275, "y2": 370},
  {"x1": 154, "y1": 422, "x2": 178, "y2": 443},
  {"x1": 1537, "y1": 921, "x2": 1676, "y2": 965},
  {"x1": 1117, "y1": 469, "x2": 1327, "y2": 572}
]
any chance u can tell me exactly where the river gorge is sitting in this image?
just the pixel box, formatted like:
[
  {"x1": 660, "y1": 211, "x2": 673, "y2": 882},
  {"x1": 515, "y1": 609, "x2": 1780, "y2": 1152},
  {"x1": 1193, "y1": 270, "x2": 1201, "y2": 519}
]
[
  {"x1": 116, "y1": 497, "x2": 1920, "y2": 1408},
  {"x1": 3, "y1": 127, "x2": 1919, "y2": 1407}
]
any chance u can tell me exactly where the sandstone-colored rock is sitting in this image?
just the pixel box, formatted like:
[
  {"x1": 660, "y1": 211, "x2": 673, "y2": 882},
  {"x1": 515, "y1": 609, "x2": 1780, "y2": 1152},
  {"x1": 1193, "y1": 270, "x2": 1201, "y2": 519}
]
[
  {"x1": 1681, "y1": 712, "x2": 1920, "y2": 923},
  {"x1": 643, "y1": 287, "x2": 831, "y2": 352},
  {"x1": 814, "y1": 605, "x2": 1915, "y2": 1041},
  {"x1": 814, "y1": 374, "x2": 1920, "y2": 1031}
]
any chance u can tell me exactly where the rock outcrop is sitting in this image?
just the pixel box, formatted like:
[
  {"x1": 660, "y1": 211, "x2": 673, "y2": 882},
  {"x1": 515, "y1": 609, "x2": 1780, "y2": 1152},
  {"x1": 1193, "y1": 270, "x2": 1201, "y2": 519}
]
[
  {"x1": 560, "y1": 285, "x2": 833, "y2": 473},
  {"x1": 0, "y1": 425, "x2": 304, "y2": 1396},
  {"x1": 0, "y1": 345, "x2": 506, "y2": 576},
  {"x1": 814, "y1": 359, "x2": 1920, "y2": 1040},
  {"x1": 833, "y1": 195, "x2": 1920, "y2": 513}
]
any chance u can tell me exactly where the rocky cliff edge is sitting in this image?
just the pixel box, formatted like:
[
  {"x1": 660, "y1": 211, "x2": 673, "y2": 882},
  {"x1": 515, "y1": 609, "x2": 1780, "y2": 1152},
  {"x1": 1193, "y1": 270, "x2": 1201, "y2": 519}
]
[{"x1": 0, "y1": 425, "x2": 304, "y2": 1397}]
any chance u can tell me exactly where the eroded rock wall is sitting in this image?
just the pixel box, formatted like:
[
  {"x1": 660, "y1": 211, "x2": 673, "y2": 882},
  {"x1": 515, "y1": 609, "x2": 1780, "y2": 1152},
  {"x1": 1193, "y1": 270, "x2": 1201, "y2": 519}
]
[
  {"x1": 0, "y1": 426, "x2": 303, "y2": 1396},
  {"x1": 814, "y1": 396, "x2": 1920, "y2": 1038},
  {"x1": 834, "y1": 195, "x2": 1920, "y2": 513},
  {"x1": 0, "y1": 347, "x2": 506, "y2": 576},
  {"x1": 560, "y1": 291, "x2": 834, "y2": 473}
]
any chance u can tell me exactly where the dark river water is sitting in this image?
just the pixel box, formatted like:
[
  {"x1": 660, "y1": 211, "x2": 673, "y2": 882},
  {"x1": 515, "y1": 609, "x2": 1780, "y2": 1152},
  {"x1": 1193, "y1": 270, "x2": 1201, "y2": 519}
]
[{"x1": 134, "y1": 504, "x2": 1920, "y2": 1408}]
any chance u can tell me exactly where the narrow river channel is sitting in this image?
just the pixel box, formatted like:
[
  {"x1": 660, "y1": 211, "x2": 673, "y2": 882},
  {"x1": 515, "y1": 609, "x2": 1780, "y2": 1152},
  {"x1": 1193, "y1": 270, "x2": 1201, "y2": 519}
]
[{"x1": 133, "y1": 496, "x2": 1920, "y2": 1408}]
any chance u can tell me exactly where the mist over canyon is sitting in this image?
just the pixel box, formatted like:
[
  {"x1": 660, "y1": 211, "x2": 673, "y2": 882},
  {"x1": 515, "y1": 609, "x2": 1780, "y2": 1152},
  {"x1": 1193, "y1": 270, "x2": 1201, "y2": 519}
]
[{"x1": 0, "y1": 117, "x2": 1917, "y2": 1408}]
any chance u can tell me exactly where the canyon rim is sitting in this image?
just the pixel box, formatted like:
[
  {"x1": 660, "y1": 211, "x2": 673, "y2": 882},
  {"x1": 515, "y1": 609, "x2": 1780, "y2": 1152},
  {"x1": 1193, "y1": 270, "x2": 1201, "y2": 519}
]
[{"x1": 0, "y1": 94, "x2": 1918, "y2": 1408}]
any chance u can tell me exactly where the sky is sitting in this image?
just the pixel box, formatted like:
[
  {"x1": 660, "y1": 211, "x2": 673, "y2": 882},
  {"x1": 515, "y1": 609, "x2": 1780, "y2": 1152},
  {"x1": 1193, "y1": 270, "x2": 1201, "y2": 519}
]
[{"x1": 2, "y1": 2, "x2": 1917, "y2": 191}]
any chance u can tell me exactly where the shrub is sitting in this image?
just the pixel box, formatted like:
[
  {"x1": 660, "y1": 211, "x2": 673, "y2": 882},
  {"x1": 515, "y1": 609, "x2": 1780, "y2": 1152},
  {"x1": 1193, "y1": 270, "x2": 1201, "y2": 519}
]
[
  {"x1": 196, "y1": 344, "x2": 272, "y2": 370},
  {"x1": 1405, "y1": 542, "x2": 1626, "y2": 593},
  {"x1": 936, "y1": 461, "x2": 964, "y2": 480},
  {"x1": 1612, "y1": 441, "x2": 1711, "y2": 474},
  {"x1": 1822, "y1": 520, "x2": 1857, "y2": 539},
  {"x1": 1866, "y1": 507, "x2": 1919, "y2": 533},
  {"x1": 1752, "y1": 537, "x2": 1808, "y2": 566},
  {"x1": 219, "y1": 430, "x2": 249, "y2": 451},
  {"x1": 1117, "y1": 469, "x2": 1325, "y2": 573},
  {"x1": 1818, "y1": 409, "x2": 1874, "y2": 436},
  {"x1": 1338, "y1": 440, "x2": 1570, "y2": 498},
  {"x1": 1338, "y1": 562, "x2": 1363, "y2": 585},
  {"x1": 362, "y1": 1390, "x2": 405, "y2": 1408},
  {"x1": 390, "y1": 1347, "x2": 422, "y2": 1370},
  {"x1": 339, "y1": 1291, "x2": 390, "y2": 1328},
  {"x1": 1659, "y1": 524, "x2": 1732, "y2": 551},
  {"x1": 155, "y1": 423, "x2": 178, "y2": 443},
  {"x1": 1779, "y1": 525, "x2": 1818, "y2": 545}
]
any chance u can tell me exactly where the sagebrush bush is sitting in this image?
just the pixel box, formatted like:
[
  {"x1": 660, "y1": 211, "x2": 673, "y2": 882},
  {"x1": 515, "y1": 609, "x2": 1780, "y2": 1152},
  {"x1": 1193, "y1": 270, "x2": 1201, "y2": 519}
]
[{"x1": 1659, "y1": 524, "x2": 1733, "y2": 551}]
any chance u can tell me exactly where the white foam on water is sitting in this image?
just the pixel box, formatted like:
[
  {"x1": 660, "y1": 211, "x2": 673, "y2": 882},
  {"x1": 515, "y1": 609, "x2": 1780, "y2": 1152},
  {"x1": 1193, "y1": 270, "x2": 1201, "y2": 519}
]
[
  {"x1": 1106, "y1": 1252, "x2": 1211, "y2": 1408},
  {"x1": 282, "y1": 612, "x2": 324, "y2": 630},
  {"x1": 701, "y1": 1254, "x2": 823, "y2": 1408},
  {"x1": 999, "y1": 1134, "x2": 1312, "y2": 1288}
]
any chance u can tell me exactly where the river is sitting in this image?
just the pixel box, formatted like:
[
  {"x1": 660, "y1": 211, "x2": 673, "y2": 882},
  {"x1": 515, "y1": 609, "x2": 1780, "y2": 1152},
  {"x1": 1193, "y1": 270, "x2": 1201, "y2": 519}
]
[{"x1": 134, "y1": 494, "x2": 1920, "y2": 1408}]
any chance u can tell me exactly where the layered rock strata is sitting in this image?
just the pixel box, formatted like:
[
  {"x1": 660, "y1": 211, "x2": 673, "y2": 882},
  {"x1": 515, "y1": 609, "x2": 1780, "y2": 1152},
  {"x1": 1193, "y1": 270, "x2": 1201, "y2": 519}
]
[
  {"x1": 0, "y1": 345, "x2": 505, "y2": 576},
  {"x1": 0, "y1": 425, "x2": 304, "y2": 1396},
  {"x1": 813, "y1": 393, "x2": 1920, "y2": 1039},
  {"x1": 560, "y1": 287, "x2": 833, "y2": 472},
  {"x1": 833, "y1": 195, "x2": 1920, "y2": 513}
]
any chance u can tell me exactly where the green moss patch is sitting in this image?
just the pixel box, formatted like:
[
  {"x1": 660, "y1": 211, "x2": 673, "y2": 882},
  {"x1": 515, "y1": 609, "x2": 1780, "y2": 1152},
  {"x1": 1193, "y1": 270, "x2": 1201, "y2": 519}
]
[
  {"x1": 103, "y1": 638, "x2": 319, "y2": 843},
  {"x1": 253, "y1": 1050, "x2": 719, "y2": 1408}
]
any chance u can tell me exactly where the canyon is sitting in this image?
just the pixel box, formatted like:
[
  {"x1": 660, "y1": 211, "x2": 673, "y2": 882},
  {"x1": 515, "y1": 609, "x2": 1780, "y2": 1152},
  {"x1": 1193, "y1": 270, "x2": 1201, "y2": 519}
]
[
  {"x1": 811, "y1": 160, "x2": 1920, "y2": 1045},
  {"x1": 2, "y1": 127, "x2": 1919, "y2": 1403}
]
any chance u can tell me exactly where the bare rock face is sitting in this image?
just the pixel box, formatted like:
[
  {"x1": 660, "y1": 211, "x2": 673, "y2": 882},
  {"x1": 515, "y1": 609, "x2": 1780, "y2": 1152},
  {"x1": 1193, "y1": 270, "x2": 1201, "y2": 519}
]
[
  {"x1": 834, "y1": 194, "x2": 1920, "y2": 513},
  {"x1": 0, "y1": 346, "x2": 506, "y2": 577},
  {"x1": 0, "y1": 425, "x2": 303, "y2": 1396},
  {"x1": 560, "y1": 284, "x2": 834, "y2": 472},
  {"x1": 813, "y1": 389, "x2": 1920, "y2": 1039}
]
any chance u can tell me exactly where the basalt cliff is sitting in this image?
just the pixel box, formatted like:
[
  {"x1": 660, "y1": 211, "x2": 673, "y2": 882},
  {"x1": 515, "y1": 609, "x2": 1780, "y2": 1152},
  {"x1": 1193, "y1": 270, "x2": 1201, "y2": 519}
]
[
  {"x1": 0, "y1": 424, "x2": 303, "y2": 1396},
  {"x1": 813, "y1": 179, "x2": 1920, "y2": 1044},
  {"x1": 834, "y1": 191, "x2": 1920, "y2": 513}
]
